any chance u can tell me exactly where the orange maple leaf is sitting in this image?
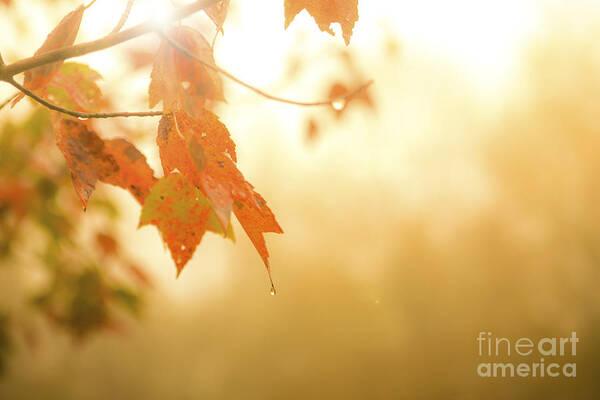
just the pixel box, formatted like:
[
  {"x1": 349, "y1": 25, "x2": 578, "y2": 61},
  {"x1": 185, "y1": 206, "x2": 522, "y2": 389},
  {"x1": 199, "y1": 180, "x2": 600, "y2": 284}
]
[
  {"x1": 12, "y1": 5, "x2": 85, "y2": 106},
  {"x1": 156, "y1": 111, "x2": 282, "y2": 279},
  {"x1": 139, "y1": 172, "x2": 212, "y2": 275},
  {"x1": 233, "y1": 190, "x2": 283, "y2": 282},
  {"x1": 102, "y1": 138, "x2": 158, "y2": 204},
  {"x1": 149, "y1": 26, "x2": 224, "y2": 118},
  {"x1": 158, "y1": 111, "x2": 239, "y2": 229},
  {"x1": 284, "y1": 0, "x2": 359, "y2": 45},
  {"x1": 55, "y1": 118, "x2": 156, "y2": 209},
  {"x1": 328, "y1": 81, "x2": 374, "y2": 118}
]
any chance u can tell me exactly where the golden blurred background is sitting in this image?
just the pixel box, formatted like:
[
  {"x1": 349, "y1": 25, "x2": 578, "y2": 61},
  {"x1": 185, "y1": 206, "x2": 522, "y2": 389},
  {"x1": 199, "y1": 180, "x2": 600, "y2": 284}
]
[{"x1": 1, "y1": 0, "x2": 600, "y2": 398}]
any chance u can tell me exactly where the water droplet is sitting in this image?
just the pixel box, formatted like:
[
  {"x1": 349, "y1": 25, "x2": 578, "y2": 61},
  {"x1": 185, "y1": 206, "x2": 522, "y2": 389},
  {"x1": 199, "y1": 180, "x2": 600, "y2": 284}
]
[
  {"x1": 331, "y1": 98, "x2": 345, "y2": 111},
  {"x1": 270, "y1": 286, "x2": 276, "y2": 296},
  {"x1": 180, "y1": 245, "x2": 186, "y2": 250},
  {"x1": 181, "y1": 81, "x2": 191, "y2": 90}
]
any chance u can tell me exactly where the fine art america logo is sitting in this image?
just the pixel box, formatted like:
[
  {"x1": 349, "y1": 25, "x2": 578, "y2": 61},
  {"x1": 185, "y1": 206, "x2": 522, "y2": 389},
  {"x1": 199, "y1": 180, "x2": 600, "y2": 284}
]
[{"x1": 476, "y1": 332, "x2": 578, "y2": 378}]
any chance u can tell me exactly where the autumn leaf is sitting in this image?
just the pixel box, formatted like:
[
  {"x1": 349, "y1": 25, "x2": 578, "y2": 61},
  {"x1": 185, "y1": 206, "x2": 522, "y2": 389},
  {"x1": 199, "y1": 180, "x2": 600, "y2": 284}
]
[
  {"x1": 138, "y1": 172, "x2": 212, "y2": 276},
  {"x1": 102, "y1": 138, "x2": 157, "y2": 204},
  {"x1": 284, "y1": 0, "x2": 359, "y2": 45},
  {"x1": 156, "y1": 111, "x2": 281, "y2": 278},
  {"x1": 157, "y1": 111, "x2": 238, "y2": 229},
  {"x1": 55, "y1": 119, "x2": 118, "y2": 209},
  {"x1": 127, "y1": 49, "x2": 157, "y2": 71},
  {"x1": 205, "y1": 0, "x2": 230, "y2": 33},
  {"x1": 46, "y1": 62, "x2": 103, "y2": 113},
  {"x1": 328, "y1": 81, "x2": 374, "y2": 118},
  {"x1": 96, "y1": 232, "x2": 118, "y2": 256},
  {"x1": 12, "y1": 5, "x2": 85, "y2": 106},
  {"x1": 149, "y1": 26, "x2": 224, "y2": 118},
  {"x1": 0, "y1": 181, "x2": 31, "y2": 220},
  {"x1": 233, "y1": 190, "x2": 283, "y2": 285},
  {"x1": 54, "y1": 118, "x2": 156, "y2": 209}
]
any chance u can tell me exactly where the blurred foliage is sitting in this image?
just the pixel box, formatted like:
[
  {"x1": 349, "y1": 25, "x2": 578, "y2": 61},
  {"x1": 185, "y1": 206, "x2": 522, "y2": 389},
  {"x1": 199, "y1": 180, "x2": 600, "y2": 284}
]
[
  {"x1": 0, "y1": 313, "x2": 10, "y2": 376},
  {"x1": 0, "y1": 106, "x2": 149, "y2": 373}
]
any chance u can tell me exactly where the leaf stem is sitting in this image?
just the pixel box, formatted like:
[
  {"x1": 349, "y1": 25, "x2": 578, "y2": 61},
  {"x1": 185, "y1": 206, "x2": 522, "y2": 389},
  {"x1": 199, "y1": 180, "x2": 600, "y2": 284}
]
[
  {"x1": 7, "y1": 79, "x2": 163, "y2": 118},
  {"x1": 158, "y1": 30, "x2": 374, "y2": 107}
]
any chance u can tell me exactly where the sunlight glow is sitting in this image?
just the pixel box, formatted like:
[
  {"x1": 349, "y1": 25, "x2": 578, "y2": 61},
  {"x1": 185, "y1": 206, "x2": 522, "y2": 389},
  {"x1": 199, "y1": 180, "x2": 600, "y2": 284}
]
[
  {"x1": 363, "y1": 0, "x2": 540, "y2": 89},
  {"x1": 134, "y1": 0, "x2": 175, "y2": 29},
  {"x1": 89, "y1": 0, "x2": 175, "y2": 31}
]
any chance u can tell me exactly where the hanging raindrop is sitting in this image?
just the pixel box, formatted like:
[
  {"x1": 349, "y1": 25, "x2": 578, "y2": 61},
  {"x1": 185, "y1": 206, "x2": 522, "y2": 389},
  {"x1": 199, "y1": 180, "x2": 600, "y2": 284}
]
[{"x1": 331, "y1": 98, "x2": 345, "y2": 111}]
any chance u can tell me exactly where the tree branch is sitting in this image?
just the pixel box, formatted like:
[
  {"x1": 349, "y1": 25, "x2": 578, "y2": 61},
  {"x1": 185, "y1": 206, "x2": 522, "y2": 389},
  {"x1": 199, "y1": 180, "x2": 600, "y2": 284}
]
[
  {"x1": 111, "y1": 0, "x2": 135, "y2": 34},
  {"x1": 0, "y1": 0, "x2": 219, "y2": 79},
  {"x1": 7, "y1": 79, "x2": 163, "y2": 118},
  {"x1": 158, "y1": 30, "x2": 374, "y2": 107}
]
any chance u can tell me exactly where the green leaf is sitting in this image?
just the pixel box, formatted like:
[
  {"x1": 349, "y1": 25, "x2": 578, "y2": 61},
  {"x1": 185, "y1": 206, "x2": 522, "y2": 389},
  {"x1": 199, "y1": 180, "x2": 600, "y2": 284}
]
[
  {"x1": 139, "y1": 172, "x2": 213, "y2": 275},
  {"x1": 46, "y1": 62, "x2": 103, "y2": 113}
]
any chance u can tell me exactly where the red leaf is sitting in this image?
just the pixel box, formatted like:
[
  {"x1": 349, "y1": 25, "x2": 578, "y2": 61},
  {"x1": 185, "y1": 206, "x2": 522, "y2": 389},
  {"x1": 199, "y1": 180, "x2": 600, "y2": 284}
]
[
  {"x1": 55, "y1": 119, "x2": 119, "y2": 209},
  {"x1": 12, "y1": 5, "x2": 85, "y2": 106},
  {"x1": 54, "y1": 118, "x2": 156, "y2": 209},
  {"x1": 149, "y1": 26, "x2": 224, "y2": 118},
  {"x1": 284, "y1": 0, "x2": 358, "y2": 45},
  {"x1": 103, "y1": 138, "x2": 157, "y2": 204}
]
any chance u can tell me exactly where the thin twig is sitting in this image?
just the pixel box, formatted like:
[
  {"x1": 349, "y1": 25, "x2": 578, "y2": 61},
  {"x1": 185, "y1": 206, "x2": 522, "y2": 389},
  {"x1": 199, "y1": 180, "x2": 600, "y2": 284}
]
[
  {"x1": 158, "y1": 30, "x2": 374, "y2": 107},
  {"x1": 0, "y1": 93, "x2": 18, "y2": 111},
  {"x1": 0, "y1": 0, "x2": 219, "y2": 79},
  {"x1": 84, "y1": 0, "x2": 98, "y2": 10},
  {"x1": 210, "y1": 29, "x2": 219, "y2": 49},
  {"x1": 111, "y1": 0, "x2": 135, "y2": 34},
  {"x1": 7, "y1": 79, "x2": 163, "y2": 118}
]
